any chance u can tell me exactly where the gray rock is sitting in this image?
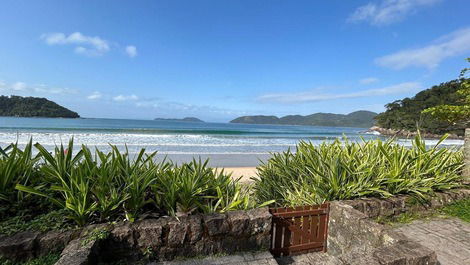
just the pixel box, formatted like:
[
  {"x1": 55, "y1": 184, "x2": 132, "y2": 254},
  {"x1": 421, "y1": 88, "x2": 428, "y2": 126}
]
[
  {"x1": 36, "y1": 230, "x2": 78, "y2": 256},
  {"x1": 55, "y1": 238, "x2": 97, "y2": 265},
  {"x1": 203, "y1": 213, "x2": 229, "y2": 237},
  {"x1": 226, "y1": 210, "x2": 249, "y2": 236},
  {"x1": 0, "y1": 231, "x2": 39, "y2": 261}
]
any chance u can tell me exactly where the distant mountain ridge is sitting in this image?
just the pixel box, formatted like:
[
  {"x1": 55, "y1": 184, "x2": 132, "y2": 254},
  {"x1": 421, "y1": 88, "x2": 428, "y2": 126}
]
[
  {"x1": 230, "y1": 111, "x2": 377, "y2": 128},
  {"x1": 154, "y1": 117, "x2": 204, "y2": 122},
  {"x1": 0, "y1": 95, "x2": 79, "y2": 118}
]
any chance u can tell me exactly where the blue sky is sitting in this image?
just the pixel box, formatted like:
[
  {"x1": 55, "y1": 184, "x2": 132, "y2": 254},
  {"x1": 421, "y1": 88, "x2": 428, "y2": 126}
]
[{"x1": 0, "y1": 0, "x2": 469, "y2": 122}]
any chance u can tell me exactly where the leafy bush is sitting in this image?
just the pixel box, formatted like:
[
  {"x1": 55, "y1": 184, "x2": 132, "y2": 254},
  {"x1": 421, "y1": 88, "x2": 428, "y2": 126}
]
[
  {"x1": 0, "y1": 253, "x2": 60, "y2": 265},
  {"x1": 14, "y1": 140, "x2": 263, "y2": 226},
  {"x1": 0, "y1": 140, "x2": 40, "y2": 202},
  {"x1": 0, "y1": 209, "x2": 70, "y2": 236},
  {"x1": 254, "y1": 134, "x2": 464, "y2": 207}
]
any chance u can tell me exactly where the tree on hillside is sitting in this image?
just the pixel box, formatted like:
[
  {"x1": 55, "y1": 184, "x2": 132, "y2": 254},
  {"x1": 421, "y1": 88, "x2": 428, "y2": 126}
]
[
  {"x1": 374, "y1": 79, "x2": 465, "y2": 135},
  {"x1": 422, "y1": 58, "x2": 470, "y2": 127}
]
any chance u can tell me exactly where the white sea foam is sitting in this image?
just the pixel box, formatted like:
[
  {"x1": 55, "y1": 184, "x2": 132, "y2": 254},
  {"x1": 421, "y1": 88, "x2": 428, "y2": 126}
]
[{"x1": 0, "y1": 131, "x2": 463, "y2": 155}]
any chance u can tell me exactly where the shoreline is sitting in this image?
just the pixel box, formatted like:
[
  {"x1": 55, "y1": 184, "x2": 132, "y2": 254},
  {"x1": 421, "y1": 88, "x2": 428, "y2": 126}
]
[{"x1": 367, "y1": 126, "x2": 464, "y2": 140}]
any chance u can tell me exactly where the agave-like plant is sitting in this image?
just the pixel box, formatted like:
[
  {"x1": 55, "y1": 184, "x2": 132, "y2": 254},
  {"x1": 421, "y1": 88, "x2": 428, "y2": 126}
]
[
  {"x1": 0, "y1": 140, "x2": 40, "y2": 202},
  {"x1": 254, "y1": 133, "x2": 464, "y2": 207},
  {"x1": 16, "y1": 139, "x2": 97, "y2": 226}
]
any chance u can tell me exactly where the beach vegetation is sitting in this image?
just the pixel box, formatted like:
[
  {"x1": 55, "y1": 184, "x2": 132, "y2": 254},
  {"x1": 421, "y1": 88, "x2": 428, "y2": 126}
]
[
  {"x1": 9, "y1": 139, "x2": 258, "y2": 227},
  {"x1": 0, "y1": 134, "x2": 465, "y2": 229},
  {"x1": 253, "y1": 133, "x2": 464, "y2": 207}
]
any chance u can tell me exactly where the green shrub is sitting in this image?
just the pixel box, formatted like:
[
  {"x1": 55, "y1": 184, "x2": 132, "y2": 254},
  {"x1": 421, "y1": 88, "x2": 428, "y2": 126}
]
[
  {"x1": 0, "y1": 209, "x2": 70, "y2": 236},
  {"x1": 0, "y1": 253, "x2": 60, "y2": 265},
  {"x1": 13, "y1": 140, "x2": 265, "y2": 226},
  {"x1": 0, "y1": 140, "x2": 40, "y2": 202},
  {"x1": 254, "y1": 134, "x2": 464, "y2": 207},
  {"x1": 153, "y1": 159, "x2": 266, "y2": 216}
]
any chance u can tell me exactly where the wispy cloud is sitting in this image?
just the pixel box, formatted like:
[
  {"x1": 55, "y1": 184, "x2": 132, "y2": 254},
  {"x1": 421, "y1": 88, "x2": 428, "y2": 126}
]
[
  {"x1": 359, "y1": 77, "x2": 379, "y2": 85},
  {"x1": 113, "y1": 94, "x2": 139, "y2": 102},
  {"x1": 135, "y1": 98, "x2": 245, "y2": 116},
  {"x1": 376, "y1": 27, "x2": 470, "y2": 69},
  {"x1": 87, "y1": 91, "x2": 102, "y2": 100},
  {"x1": 41, "y1": 32, "x2": 138, "y2": 57},
  {"x1": 348, "y1": 0, "x2": 440, "y2": 26},
  {"x1": 125, "y1": 45, "x2": 137, "y2": 58},
  {"x1": 0, "y1": 80, "x2": 77, "y2": 95},
  {"x1": 41, "y1": 32, "x2": 110, "y2": 56},
  {"x1": 258, "y1": 82, "x2": 422, "y2": 104}
]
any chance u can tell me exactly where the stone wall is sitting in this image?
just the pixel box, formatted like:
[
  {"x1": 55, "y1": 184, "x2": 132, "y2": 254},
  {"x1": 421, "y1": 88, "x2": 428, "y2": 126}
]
[
  {"x1": 341, "y1": 189, "x2": 470, "y2": 219},
  {"x1": 98, "y1": 208, "x2": 272, "y2": 263},
  {"x1": 326, "y1": 202, "x2": 438, "y2": 264},
  {"x1": 0, "y1": 208, "x2": 272, "y2": 264},
  {"x1": 465, "y1": 128, "x2": 470, "y2": 179}
]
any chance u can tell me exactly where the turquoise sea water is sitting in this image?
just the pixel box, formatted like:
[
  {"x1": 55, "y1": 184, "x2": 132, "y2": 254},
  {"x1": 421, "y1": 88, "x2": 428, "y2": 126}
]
[{"x1": 0, "y1": 117, "x2": 463, "y2": 166}]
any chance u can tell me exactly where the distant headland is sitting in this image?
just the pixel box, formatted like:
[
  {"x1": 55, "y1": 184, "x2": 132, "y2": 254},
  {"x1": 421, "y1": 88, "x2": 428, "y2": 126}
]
[
  {"x1": 154, "y1": 117, "x2": 204, "y2": 122},
  {"x1": 230, "y1": 110, "x2": 377, "y2": 128},
  {"x1": 0, "y1": 95, "x2": 79, "y2": 118}
]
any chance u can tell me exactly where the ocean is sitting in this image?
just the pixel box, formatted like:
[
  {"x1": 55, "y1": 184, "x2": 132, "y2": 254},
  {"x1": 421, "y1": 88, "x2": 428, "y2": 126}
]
[{"x1": 0, "y1": 117, "x2": 464, "y2": 167}]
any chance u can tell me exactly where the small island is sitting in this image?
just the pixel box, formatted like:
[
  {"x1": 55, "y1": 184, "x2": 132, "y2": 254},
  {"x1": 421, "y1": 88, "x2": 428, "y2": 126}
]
[
  {"x1": 230, "y1": 110, "x2": 377, "y2": 128},
  {"x1": 154, "y1": 117, "x2": 204, "y2": 122},
  {"x1": 0, "y1": 95, "x2": 80, "y2": 118}
]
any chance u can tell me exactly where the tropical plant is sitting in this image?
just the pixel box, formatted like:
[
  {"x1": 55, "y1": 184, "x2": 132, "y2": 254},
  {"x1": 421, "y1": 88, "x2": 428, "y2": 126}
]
[
  {"x1": 0, "y1": 140, "x2": 40, "y2": 202},
  {"x1": 254, "y1": 134, "x2": 464, "y2": 207},
  {"x1": 16, "y1": 140, "x2": 97, "y2": 226},
  {"x1": 422, "y1": 58, "x2": 470, "y2": 127}
]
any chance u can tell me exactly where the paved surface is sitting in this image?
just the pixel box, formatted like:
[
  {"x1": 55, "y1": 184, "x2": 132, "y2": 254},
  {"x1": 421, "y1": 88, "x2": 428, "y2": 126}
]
[
  {"x1": 394, "y1": 217, "x2": 470, "y2": 265},
  {"x1": 151, "y1": 251, "x2": 278, "y2": 265}
]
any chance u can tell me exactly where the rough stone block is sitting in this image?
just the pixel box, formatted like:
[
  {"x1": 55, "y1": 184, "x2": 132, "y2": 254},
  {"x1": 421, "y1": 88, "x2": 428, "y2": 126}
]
[
  {"x1": 108, "y1": 222, "x2": 136, "y2": 249},
  {"x1": 36, "y1": 230, "x2": 78, "y2": 256},
  {"x1": 247, "y1": 207, "x2": 272, "y2": 235},
  {"x1": 379, "y1": 199, "x2": 394, "y2": 217},
  {"x1": 0, "y1": 231, "x2": 39, "y2": 261},
  {"x1": 226, "y1": 210, "x2": 250, "y2": 236},
  {"x1": 186, "y1": 214, "x2": 203, "y2": 243},
  {"x1": 135, "y1": 219, "x2": 165, "y2": 249},
  {"x1": 166, "y1": 218, "x2": 188, "y2": 247},
  {"x1": 203, "y1": 213, "x2": 229, "y2": 237},
  {"x1": 55, "y1": 238, "x2": 97, "y2": 265},
  {"x1": 362, "y1": 198, "x2": 381, "y2": 218}
]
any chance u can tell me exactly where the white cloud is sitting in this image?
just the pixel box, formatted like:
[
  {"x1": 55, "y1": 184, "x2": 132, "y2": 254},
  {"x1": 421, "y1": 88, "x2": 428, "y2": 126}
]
[
  {"x1": 125, "y1": 45, "x2": 137, "y2": 58},
  {"x1": 113, "y1": 94, "x2": 139, "y2": 102},
  {"x1": 11, "y1": 82, "x2": 27, "y2": 91},
  {"x1": 41, "y1": 32, "x2": 110, "y2": 56},
  {"x1": 0, "y1": 80, "x2": 76, "y2": 95},
  {"x1": 376, "y1": 27, "x2": 470, "y2": 69},
  {"x1": 258, "y1": 82, "x2": 422, "y2": 104},
  {"x1": 359, "y1": 77, "x2": 379, "y2": 85},
  {"x1": 87, "y1": 91, "x2": 102, "y2": 100},
  {"x1": 348, "y1": 0, "x2": 440, "y2": 26}
]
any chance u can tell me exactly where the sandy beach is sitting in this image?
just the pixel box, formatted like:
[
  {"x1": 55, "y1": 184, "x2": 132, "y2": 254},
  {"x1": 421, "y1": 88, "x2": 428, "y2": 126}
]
[{"x1": 220, "y1": 167, "x2": 259, "y2": 183}]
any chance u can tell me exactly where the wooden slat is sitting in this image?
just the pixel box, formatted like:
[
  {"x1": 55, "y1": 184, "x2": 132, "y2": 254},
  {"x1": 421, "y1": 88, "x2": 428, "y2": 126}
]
[
  {"x1": 301, "y1": 214, "x2": 311, "y2": 244},
  {"x1": 273, "y1": 219, "x2": 284, "y2": 250},
  {"x1": 270, "y1": 203, "x2": 329, "y2": 257},
  {"x1": 309, "y1": 214, "x2": 319, "y2": 242},
  {"x1": 278, "y1": 241, "x2": 324, "y2": 253},
  {"x1": 271, "y1": 209, "x2": 327, "y2": 218},
  {"x1": 318, "y1": 211, "x2": 327, "y2": 243}
]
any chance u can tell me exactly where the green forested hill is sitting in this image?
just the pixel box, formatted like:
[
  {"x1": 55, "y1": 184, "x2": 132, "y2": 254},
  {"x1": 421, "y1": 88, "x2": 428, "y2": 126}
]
[
  {"x1": 0, "y1": 95, "x2": 80, "y2": 118},
  {"x1": 230, "y1": 111, "x2": 377, "y2": 128},
  {"x1": 375, "y1": 79, "x2": 466, "y2": 136}
]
